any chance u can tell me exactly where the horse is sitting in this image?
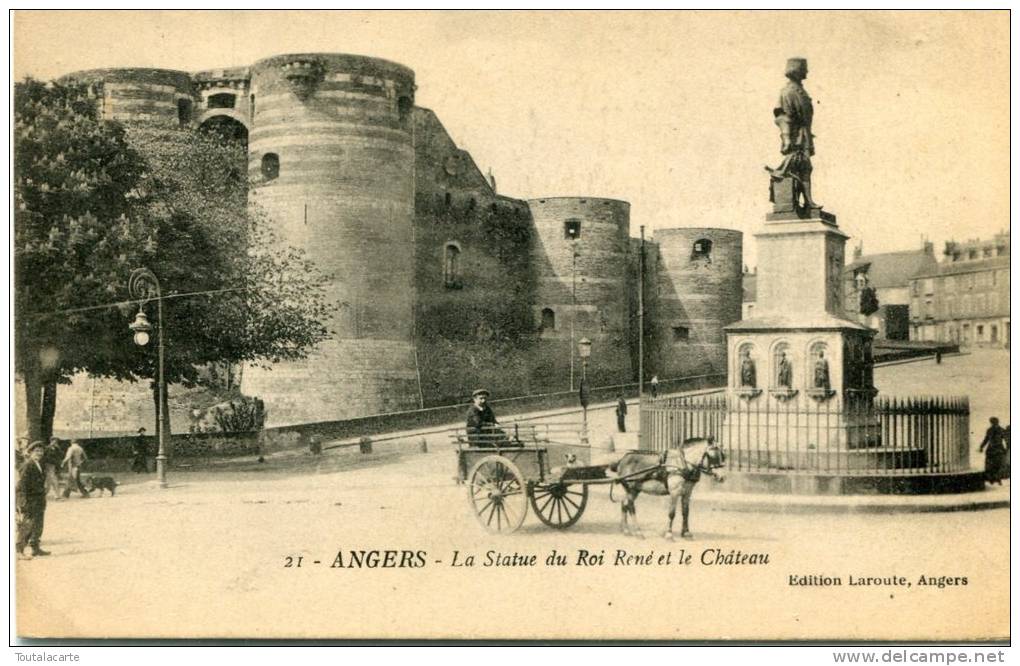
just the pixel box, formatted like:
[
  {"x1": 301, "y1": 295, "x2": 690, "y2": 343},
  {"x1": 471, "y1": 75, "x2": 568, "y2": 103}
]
[{"x1": 609, "y1": 438, "x2": 726, "y2": 540}]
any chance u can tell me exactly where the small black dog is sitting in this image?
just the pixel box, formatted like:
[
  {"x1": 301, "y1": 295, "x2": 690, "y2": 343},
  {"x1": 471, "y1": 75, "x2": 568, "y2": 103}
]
[{"x1": 85, "y1": 476, "x2": 118, "y2": 496}]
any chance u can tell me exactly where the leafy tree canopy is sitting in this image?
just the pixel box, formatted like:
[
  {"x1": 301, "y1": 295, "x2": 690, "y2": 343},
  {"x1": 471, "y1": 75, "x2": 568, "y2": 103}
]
[{"x1": 15, "y1": 78, "x2": 334, "y2": 440}]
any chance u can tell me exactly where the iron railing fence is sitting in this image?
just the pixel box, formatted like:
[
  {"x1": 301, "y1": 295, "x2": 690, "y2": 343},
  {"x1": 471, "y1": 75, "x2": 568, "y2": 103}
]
[{"x1": 640, "y1": 392, "x2": 970, "y2": 475}]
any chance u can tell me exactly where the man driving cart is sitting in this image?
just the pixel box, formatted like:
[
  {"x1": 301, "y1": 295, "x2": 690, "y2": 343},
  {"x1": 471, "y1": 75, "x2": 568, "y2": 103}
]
[{"x1": 465, "y1": 389, "x2": 517, "y2": 447}]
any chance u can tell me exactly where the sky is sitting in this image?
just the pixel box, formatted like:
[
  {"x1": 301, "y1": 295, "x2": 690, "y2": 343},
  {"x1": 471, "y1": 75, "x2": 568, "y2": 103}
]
[{"x1": 13, "y1": 10, "x2": 1010, "y2": 267}]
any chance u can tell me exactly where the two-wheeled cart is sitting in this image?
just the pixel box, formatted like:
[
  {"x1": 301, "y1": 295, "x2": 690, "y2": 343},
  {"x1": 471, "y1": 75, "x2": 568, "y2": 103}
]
[{"x1": 453, "y1": 423, "x2": 616, "y2": 533}]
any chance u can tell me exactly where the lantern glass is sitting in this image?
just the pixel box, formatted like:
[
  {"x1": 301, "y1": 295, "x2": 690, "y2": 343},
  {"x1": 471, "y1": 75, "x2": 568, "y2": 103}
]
[
  {"x1": 578, "y1": 337, "x2": 592, "y2": 359},
  {"x1": 133, "y1": 330, "x2": 150, "y2": 346}
]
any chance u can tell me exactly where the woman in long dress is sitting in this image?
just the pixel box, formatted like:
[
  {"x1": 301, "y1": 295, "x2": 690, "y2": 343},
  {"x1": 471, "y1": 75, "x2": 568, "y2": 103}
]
[{"x1": 978, "y1": 417, "x2": 1009, "y2": 485}]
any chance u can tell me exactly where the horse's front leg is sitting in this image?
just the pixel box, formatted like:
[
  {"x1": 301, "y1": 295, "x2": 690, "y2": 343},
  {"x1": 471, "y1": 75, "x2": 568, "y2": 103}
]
[{"x1": 680, "y1": 483, "x2": 694, "y2": 539}]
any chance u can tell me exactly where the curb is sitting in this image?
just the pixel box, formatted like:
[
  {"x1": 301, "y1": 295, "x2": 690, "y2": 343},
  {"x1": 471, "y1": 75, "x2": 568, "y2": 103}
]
[{"x1": 695, "y1": 488, "x2": 1010, "y2": 514}]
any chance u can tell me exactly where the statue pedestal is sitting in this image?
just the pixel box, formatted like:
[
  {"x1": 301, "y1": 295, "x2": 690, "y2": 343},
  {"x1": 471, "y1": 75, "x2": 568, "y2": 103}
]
[{"x1": 727, "y1": 210, "x2": 874, "y2": 398}]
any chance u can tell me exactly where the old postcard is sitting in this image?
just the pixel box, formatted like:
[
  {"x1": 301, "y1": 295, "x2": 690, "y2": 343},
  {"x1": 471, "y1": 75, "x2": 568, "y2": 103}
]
[{"x1": 11, "y1": 10, "x2": 1010, "y2": 642}]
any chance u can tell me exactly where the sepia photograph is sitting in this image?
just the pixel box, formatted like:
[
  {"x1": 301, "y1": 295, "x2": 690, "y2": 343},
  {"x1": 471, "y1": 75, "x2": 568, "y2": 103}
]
[{"x1": 10, "y1": 9, "x2": 1010, "y2": 643}]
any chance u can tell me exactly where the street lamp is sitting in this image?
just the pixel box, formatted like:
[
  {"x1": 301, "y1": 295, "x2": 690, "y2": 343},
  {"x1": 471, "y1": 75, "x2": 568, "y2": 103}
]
[
  {"x1": 578, "y1": 337, "x2": 592, "y2": 444},
  {"x1": 128, "y1": 268, "x2": 168, "y2": 488}
]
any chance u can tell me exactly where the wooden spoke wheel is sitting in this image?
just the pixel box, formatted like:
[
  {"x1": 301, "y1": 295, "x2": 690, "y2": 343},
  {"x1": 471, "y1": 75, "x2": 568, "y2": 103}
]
[
  {"x1": 528, "y1": 482, "x2": 588, "y2": 529},
  {"x1": 467, "y1": 455, "x2": 528, "y2": 534}
]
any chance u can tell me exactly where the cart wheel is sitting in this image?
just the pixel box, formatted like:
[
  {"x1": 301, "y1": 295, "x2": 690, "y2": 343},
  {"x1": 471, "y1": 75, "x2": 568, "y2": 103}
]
[
  {"x1": 528, "y1": 482, "x2": 588, "y2": 529},
  {"x1": 467, "y1": 455, "x2": 528, "y2": 534}
]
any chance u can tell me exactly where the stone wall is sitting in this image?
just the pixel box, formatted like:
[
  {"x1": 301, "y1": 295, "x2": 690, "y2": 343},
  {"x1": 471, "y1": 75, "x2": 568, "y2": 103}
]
[
  {"x1": 240, "y1": 53, "x2": 421, "y2": 424},
  {"x1": 60, "y1": 68, "x2": 196, "y2": 126},
  {"x1": 528, "y1": 198, "x2": 634, "y2": 389},
  {"x1": 412, "y1": 109, "x2": 538, "y2": 406},
  {"x1": 650, "y1": 228, "x2": 743, "y2": 378}
]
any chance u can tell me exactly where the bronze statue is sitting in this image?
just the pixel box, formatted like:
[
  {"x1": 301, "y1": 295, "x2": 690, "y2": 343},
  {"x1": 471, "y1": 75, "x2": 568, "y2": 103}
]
[
  {"x1": 767, "y1": 57, "x2": 820, "y2": 211},
  {"x1": 813, "y1": 350, "x2": 831, "y2": 391},
  {"x1": 739, "y1": 349, "x2": 757, "y2": 388},
  {"x1": 777, "y1": 351, "x2": 793, "y2": 388}
]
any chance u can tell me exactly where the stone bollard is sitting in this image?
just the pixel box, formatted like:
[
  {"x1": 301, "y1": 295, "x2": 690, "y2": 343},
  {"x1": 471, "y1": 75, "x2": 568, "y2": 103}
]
[
  {"x1": 359, "y1": 437, "x2": 373, "y2": 454},
  {"x1": 419, "y1": 438, "x2": 429, "y2": 454}
]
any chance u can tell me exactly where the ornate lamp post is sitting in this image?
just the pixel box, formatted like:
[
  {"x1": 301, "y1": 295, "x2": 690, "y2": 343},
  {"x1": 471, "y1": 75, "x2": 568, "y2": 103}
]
[
  {"x1": 128, "y1": 268, "x2": 168, "y2": 488},
  {"x1": 578, "y1": 337, "x2": 592, "y2": 444}
]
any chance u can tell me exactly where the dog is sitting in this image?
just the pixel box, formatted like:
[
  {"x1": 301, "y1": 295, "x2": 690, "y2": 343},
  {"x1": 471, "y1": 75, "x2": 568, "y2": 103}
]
[{"x1": 84, "y1": 476, "x2": 118, "y2": 496}]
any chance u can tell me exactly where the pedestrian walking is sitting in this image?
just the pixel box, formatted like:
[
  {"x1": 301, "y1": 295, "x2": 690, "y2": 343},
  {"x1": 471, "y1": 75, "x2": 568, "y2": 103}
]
[
  {"x1": 16, "y1": 441, "x2": 51, "y2": 559},
  {"x1": 650, "y1": 375, "x2": 659, "y2": 399},
  {"x1": 978, "y1": 417, "x2": 1009, "y2": 485},
  {"x1": 61, "y1": 439, "x2": 90, "y2": 498},
  {"x1": 132, "y1": 427, "x2": 149, "y2": 474},
  {"x1": 615, "y1": 394, "x2": 628, "y2": 433},
  {"x1": 43, "y1": 438, "x2": 63, "y2": 499}
]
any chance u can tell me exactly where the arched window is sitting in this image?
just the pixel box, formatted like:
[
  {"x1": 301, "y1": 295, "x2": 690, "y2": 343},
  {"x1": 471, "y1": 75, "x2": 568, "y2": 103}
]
[
  {"x1": 261, "y1": 153, "x2": 280, "y2": 181},
  {"x1": 207, "y1": 93, "x2": 236, "y2": 109},
  {"x1": 540, "y1": 308, "x2": 556, "y2": 330},
  {"x1": 177, "y1": 99, "x2": 193, "y2": 127},
  {"x1": 443, "y1": 243, "x2": 461, "y2": 288},
  {"x1": 564, "y1": 219, "x2": 581, "y2": 240},
  {"x1": 773, "y1": 342, "x2": 793, "y2": 388},
  {"x1": 692, "y1": 238, "x2": 713, "y2": 261},
  {"x1": 250, "y1": 93, "x2": 256, "y2": 118}
]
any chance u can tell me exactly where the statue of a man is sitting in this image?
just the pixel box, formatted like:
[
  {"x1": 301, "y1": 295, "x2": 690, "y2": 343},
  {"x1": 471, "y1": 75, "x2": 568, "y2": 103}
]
[
  {"x1": 768, "y1": 57, "x2": 820, "y2": 210},
  {"x1": 813, "y1": 350, "x2": 831, "y2": 391},
  {"x1": 740, "y1": 349, "x2": 757, "y2": 388},
  {"x1": 777, "y1": 352, "x2": 793, "y2": 389}
]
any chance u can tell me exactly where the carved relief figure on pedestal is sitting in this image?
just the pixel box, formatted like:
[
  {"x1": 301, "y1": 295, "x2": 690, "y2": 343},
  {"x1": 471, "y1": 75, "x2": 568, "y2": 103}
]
[
  {"x1": 766, "y1": 57, "x2": 821, "y2": 212},
  {"x1": 813, "y1": 348, "x2": 831, "y2": 391},
  {"x1": 740, "y1": 347, "x2": 757, "y2": 388},
  {"x1": 776, "y1": 350, "x2": 793, "y2": 388}
]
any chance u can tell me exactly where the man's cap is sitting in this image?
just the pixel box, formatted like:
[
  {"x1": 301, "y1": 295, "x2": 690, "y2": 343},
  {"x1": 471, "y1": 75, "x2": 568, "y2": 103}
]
[
  {"x1": 785, "y1": 57, "x2": 808, "y2": 75},
  {"x1": 27, "y1": 441, "x2": 45, "y2": 453},
  {"x1": 472, "y1": 389, "x2": 490, "y2": 398},
  {"x1": 138, "y1": 427, "x2": 147, "y2": 434}
]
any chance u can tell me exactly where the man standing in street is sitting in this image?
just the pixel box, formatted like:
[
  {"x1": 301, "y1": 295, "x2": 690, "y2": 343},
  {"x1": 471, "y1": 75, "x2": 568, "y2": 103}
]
[
  {"x1": 132, "y1": 427, "x2": 149, "y2": 473},
  {"x1": 61, "y1": 439, "x2": 90, "y2": 498},
  {"x1": 615, "y1": 394, "x2": 628, "y2": 433},
  {"x1": 17, "y1": 441, "x2": 51, "y2": 559}
]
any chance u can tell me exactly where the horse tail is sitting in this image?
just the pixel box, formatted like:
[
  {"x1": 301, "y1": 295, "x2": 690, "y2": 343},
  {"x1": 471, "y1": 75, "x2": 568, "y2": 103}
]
[{"x1": 609, "y1": 480, "x2": 620, "y2": 503}]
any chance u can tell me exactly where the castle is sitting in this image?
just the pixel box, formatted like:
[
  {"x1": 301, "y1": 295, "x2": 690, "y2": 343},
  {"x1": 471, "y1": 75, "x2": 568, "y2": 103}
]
[{"x1": 45, "y1": 53, "x2": 743, "y2": 432}]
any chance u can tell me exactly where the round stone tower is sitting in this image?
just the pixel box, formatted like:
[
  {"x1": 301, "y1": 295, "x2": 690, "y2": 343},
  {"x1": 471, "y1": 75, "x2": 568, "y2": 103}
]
[
  {"x1": 528, "y1": 197, "x2": 633, "y2": 387},
  {"x1": 59, "y1": 68, "x2": 196, "y2": 126},
  {"x1": 651, "y1": 227, "x2": 743, "y2": 379},
  {"x1": 241, "y1": 53, "x2": 420, "y2": 425}
]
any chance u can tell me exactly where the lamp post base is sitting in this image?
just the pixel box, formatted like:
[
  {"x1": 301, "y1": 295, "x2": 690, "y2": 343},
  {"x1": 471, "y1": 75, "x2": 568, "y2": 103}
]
[{"x1": 156, "y1": 455, "x2": 168, "y2": 488}]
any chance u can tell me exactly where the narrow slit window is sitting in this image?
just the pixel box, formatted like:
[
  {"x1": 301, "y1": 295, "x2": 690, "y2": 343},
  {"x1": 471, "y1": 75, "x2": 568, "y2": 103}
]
[{"x1": 564, "y1": 219, "x2": 581, "y2": 240}]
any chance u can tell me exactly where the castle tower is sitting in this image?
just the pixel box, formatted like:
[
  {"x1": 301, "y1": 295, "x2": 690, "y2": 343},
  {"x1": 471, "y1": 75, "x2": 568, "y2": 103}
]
[
  {"x1": 240, "y1": 54, "x2": 420, "y2": 425},
  {"x1": 528, "y1": 198, "x2": 633, "y2": 387},
  {"x1": 651, "y1": 228, "x2": 743, "y2": 379},
  {"x1": 60, "y1": 68, "x2": 196, "y2": 127}
]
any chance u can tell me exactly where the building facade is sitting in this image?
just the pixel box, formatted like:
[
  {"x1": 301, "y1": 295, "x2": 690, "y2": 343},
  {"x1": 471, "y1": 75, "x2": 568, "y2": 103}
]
[
  {"x1": 34, "y1": 52, "x2": 743, "y2": 432},
  {"x1": 843, "y1": 243, "x2": 938, "y2": 341},
  {"x1": 908, "y1": 233, "x2": 1010, "y2": 348}
]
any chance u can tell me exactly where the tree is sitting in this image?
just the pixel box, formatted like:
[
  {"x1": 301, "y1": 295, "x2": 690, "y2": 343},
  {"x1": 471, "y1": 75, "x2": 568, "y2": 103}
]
[
  {"x1": 859, "y1": 286, "x2": 880, "y2": 317},
  {"x1": 14, "y1": 79, "x2": 156, "y2": 442},
  {"x1": 15, "y1": 79, "x2": 334, "y2": 443}
]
